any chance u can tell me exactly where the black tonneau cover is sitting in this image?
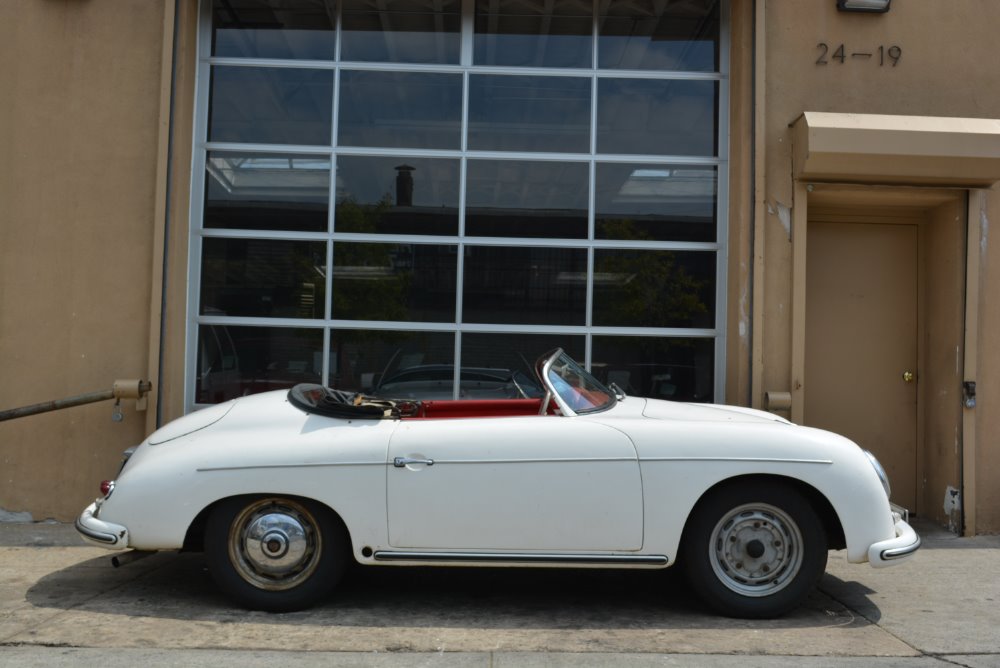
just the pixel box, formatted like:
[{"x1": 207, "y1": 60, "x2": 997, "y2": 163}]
[{"x1": 288, "y1": 384, "x2": 405, "y2": 419}]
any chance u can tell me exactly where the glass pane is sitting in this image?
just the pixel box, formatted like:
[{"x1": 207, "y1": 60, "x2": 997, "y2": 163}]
[
  {"x1": 204, "y1": 152, "x2": 330, "y2": 232},
  {"x1": 468, "y1": 75, "x2": 591, "y2": 153},
  {"x1": 465, "y1": 160, "x2": 588, "y2": 239},
  {"x1": 599, "y1": 0, "x2": 720, "y2": 72},
  {"x1": 463, "y1": 246, "x2": 587, "y2": 325},
  {"x1": 461, "y1": 333, "x2": 585, "y2": 398},
  {"x1": 212, "y1": 0, "x2": 336, "y2": 60},
  {"x1": 332, "y1": 243, "x2": 457, "y2": 321},
  {"x1": 592, "y1": 336, "x2": 714, "y2": 402},
  {"x1": 597, "y1": 79, "x2": 717, "y2": 156},
  {"x1": 592, "y1": 249, "x2": 715, "y2": 328},
  {"x1": 338, "y1": 71, "x2": 462, "y2": 149},
  {"x1": 474, "y1": 0, "x2": 592, "y2": 68},
  {"x1": 595, "y1": 164, "x2": 716, "y2": 241},
  {"x1": 329, "y1": 330, "x2": 455, "y2": 397},
  {"x1": 200, "y1": 238, "x2": 327, "y2": 318},
  {"x1": 342, "y1": 0, "x2": 461, "y2": 64},
  {"x1": 335, "y1": 156, "x2": 459, "y2": 235},
  {"x1": 196, "y1": 325, "x2": 324, "y2": 403},
  {"x1": 209, "y1": 66, "x2": 333, "y2": 146}
]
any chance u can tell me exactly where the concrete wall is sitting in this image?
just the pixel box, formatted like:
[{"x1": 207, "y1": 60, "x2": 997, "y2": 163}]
[{"x1": 0, "y1": 0, "x2": 170, "y2": 519}]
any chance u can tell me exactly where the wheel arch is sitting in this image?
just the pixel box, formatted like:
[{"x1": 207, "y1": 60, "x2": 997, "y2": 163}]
[
  {"x1": 679, "y1": 474, "x2": 846, "y2": 557},
  {"x1": 182, "y1": 493, "x2": 353, "y2": 554}
]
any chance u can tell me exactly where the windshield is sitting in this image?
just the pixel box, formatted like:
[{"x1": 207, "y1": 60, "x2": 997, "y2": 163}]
[{"x1": 536, "y1": 349, "x2": 616, "y2": 415}]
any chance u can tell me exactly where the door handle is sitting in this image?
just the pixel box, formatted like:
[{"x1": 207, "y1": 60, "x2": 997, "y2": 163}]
[
  {"x1": 902, "y1": 371, "x2": 915, "y2": 383},
  {"x1": 393, "y1": 457, "x2": 434, "y2": 468}
]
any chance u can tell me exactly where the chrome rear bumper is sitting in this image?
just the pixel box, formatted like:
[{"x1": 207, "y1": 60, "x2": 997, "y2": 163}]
[{"x1": 75, "y1": 501, "x2": 129, "y2": 549}]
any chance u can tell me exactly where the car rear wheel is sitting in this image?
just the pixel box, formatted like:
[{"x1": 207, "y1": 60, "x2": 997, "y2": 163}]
[
  {"x1": 205, "y1": 495, "x2": 347, "y2": 612},
  {"x1": 681, "y1": 482, "x2": 828, "y2": 618}
]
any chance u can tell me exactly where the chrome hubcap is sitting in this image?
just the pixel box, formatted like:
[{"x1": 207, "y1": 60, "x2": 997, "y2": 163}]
[
  {"x1": 229, "y1": 499, "x2": 321, "y2": 591},
  {"x1": 709, "y1": 503, "x2": 803, "y2": 597}
]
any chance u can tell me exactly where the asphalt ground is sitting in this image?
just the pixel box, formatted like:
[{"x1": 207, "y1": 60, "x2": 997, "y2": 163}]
[{"x1": 0, "y1": 519, "x2": 998, "y2": 667}]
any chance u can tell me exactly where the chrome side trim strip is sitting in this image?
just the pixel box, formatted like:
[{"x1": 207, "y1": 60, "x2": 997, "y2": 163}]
[
  {"x1": 430, "y1": 457, "x2": 636, "y2": 465},
  {"x1": 199, "y1": 456, "x2": 831, "y2": 472},
  {"x1": 640, "y1": 457, "x2": 833, "y2": 465},
  {"x1": 372, "y1": 551, "x2": 669, "y2": 566},
  {"x1": 197, "y1": 461, "x2": 384, "y2": 472}
]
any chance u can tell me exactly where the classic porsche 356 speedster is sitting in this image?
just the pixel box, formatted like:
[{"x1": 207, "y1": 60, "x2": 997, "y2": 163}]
[{"x1": 77, "y1": 348, "x2": 919, "y2": 618}]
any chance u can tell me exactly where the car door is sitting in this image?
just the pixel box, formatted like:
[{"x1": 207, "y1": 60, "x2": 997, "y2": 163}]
[{"x1": 386, "y1": 415, "x2": 643, "y2": 551}]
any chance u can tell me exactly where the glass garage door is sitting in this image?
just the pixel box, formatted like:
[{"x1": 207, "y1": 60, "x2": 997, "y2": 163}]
[{"x1": 189, "y1": 0, "x2": 728, "y2": 407}]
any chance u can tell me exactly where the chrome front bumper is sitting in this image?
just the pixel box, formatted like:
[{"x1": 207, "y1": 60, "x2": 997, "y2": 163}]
[
  {"x1": 867, "y1": 510, "x2": 920, "y2": 567},
  {"x1": 75, "y1": 500, "x2": 129, "y2": 549}
]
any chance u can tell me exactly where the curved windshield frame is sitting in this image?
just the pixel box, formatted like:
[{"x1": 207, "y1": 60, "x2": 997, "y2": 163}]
[{"x1": 536, "y1": 349, "x2": 616, "y2": 416}]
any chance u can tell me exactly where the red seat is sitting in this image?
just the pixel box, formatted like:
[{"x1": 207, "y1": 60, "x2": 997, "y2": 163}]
[{"x1": 411, "y1": 398, "x2": 542, "y2": 419}]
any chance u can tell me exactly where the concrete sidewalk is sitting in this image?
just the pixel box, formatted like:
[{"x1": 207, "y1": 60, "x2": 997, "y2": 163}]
[{"x1": 0, "y1": 520, "x2": 998, "y2": 666}]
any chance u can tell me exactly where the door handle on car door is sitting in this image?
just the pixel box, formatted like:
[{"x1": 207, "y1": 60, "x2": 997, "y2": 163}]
[{"x1": 393, "y1": 457, "x2": 435, "y2": 468}]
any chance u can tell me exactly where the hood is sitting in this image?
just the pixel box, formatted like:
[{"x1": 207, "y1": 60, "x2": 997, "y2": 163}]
[{"x1": 642, "y1": 398, "x2": 791, "y2": 425}]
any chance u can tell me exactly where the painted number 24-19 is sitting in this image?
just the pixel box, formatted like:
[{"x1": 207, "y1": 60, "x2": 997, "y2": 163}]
[{"x1": 816, "y1": 43, "x2": 901, "y2": 66}]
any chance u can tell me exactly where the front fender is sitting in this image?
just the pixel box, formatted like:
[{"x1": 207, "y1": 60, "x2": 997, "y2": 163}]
[{"x1": 607, "y1": 418, "x2": 896, "y2": 563}]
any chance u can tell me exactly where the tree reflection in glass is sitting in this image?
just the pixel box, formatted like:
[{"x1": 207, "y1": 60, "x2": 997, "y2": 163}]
[
  {"x1": 332, "y1": 236, "x2": 457, "y2": 323},
  {"x1": 593, "y1": 242, "x2": 714, "y2": 329}
]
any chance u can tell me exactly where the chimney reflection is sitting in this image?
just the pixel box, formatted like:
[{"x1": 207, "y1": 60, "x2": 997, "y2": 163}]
[{"x1": 395, "y1": 164, "x2": 415, "y2": 207}]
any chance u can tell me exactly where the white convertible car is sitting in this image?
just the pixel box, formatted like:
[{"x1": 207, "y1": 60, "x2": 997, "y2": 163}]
[{"x1": 77, "y1": 348, "x2": 919, "y2": 618}]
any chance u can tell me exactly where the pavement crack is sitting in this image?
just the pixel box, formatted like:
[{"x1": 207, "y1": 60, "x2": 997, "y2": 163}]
[{"x1": 927, "y1": 653, "x2": 1000, "y2": 668}]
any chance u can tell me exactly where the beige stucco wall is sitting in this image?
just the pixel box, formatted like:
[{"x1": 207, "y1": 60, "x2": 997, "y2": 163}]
[
  {"x1": 2, "y1": 0, "x2": 999, "y2": 534},
  {"x1": 155, "y1": 0, "x2": 199, "y2": 431},
  {"x1": 754, "y1": 0, "x2": 1000, "y2": 532},
  {"x1": 0, "y1": 0, "x2": 170, "y2": 519},
  {"x1": 921, "y1": 198, "x2": 966, "y2": 529},
  {"x1": 972, "y1": 189, "x2": 1000, "y2": 532}
]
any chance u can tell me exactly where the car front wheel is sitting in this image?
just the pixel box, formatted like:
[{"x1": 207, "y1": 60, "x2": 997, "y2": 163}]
[
  {"x1": 681, "y1": 482, "x2": 828, "y2": 618},
  {"x1": 205, "y1": 495, "x2": 347, "y2": 612}
]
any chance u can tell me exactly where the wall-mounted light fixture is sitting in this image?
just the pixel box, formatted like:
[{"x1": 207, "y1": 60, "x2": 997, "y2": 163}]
[{"x1": 837, "y1": 0, "x2": 891, "y2": 12}]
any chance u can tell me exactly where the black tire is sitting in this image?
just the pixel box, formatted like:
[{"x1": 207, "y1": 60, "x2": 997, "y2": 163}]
[
  {"x1": 205, "y1": 495, "x2": 348, "y2": 612},
  {"x1": 681, "y1": 481, "x2": 828, "y2": 619}
]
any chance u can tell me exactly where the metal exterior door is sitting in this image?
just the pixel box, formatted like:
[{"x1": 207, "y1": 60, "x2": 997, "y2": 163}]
[{"x1": 805, "y1": 221, "x2": 918, "y2": 509}]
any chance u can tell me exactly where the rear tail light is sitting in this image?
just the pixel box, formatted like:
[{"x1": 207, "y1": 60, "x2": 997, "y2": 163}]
[{"x1": 100, "y1": 480, "x2": 115, "y2": 497}]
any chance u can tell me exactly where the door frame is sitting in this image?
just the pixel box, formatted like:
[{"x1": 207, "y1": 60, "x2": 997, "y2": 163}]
[{"x1": 788, "y1": 182, "x2": 970, "y2": 526}]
